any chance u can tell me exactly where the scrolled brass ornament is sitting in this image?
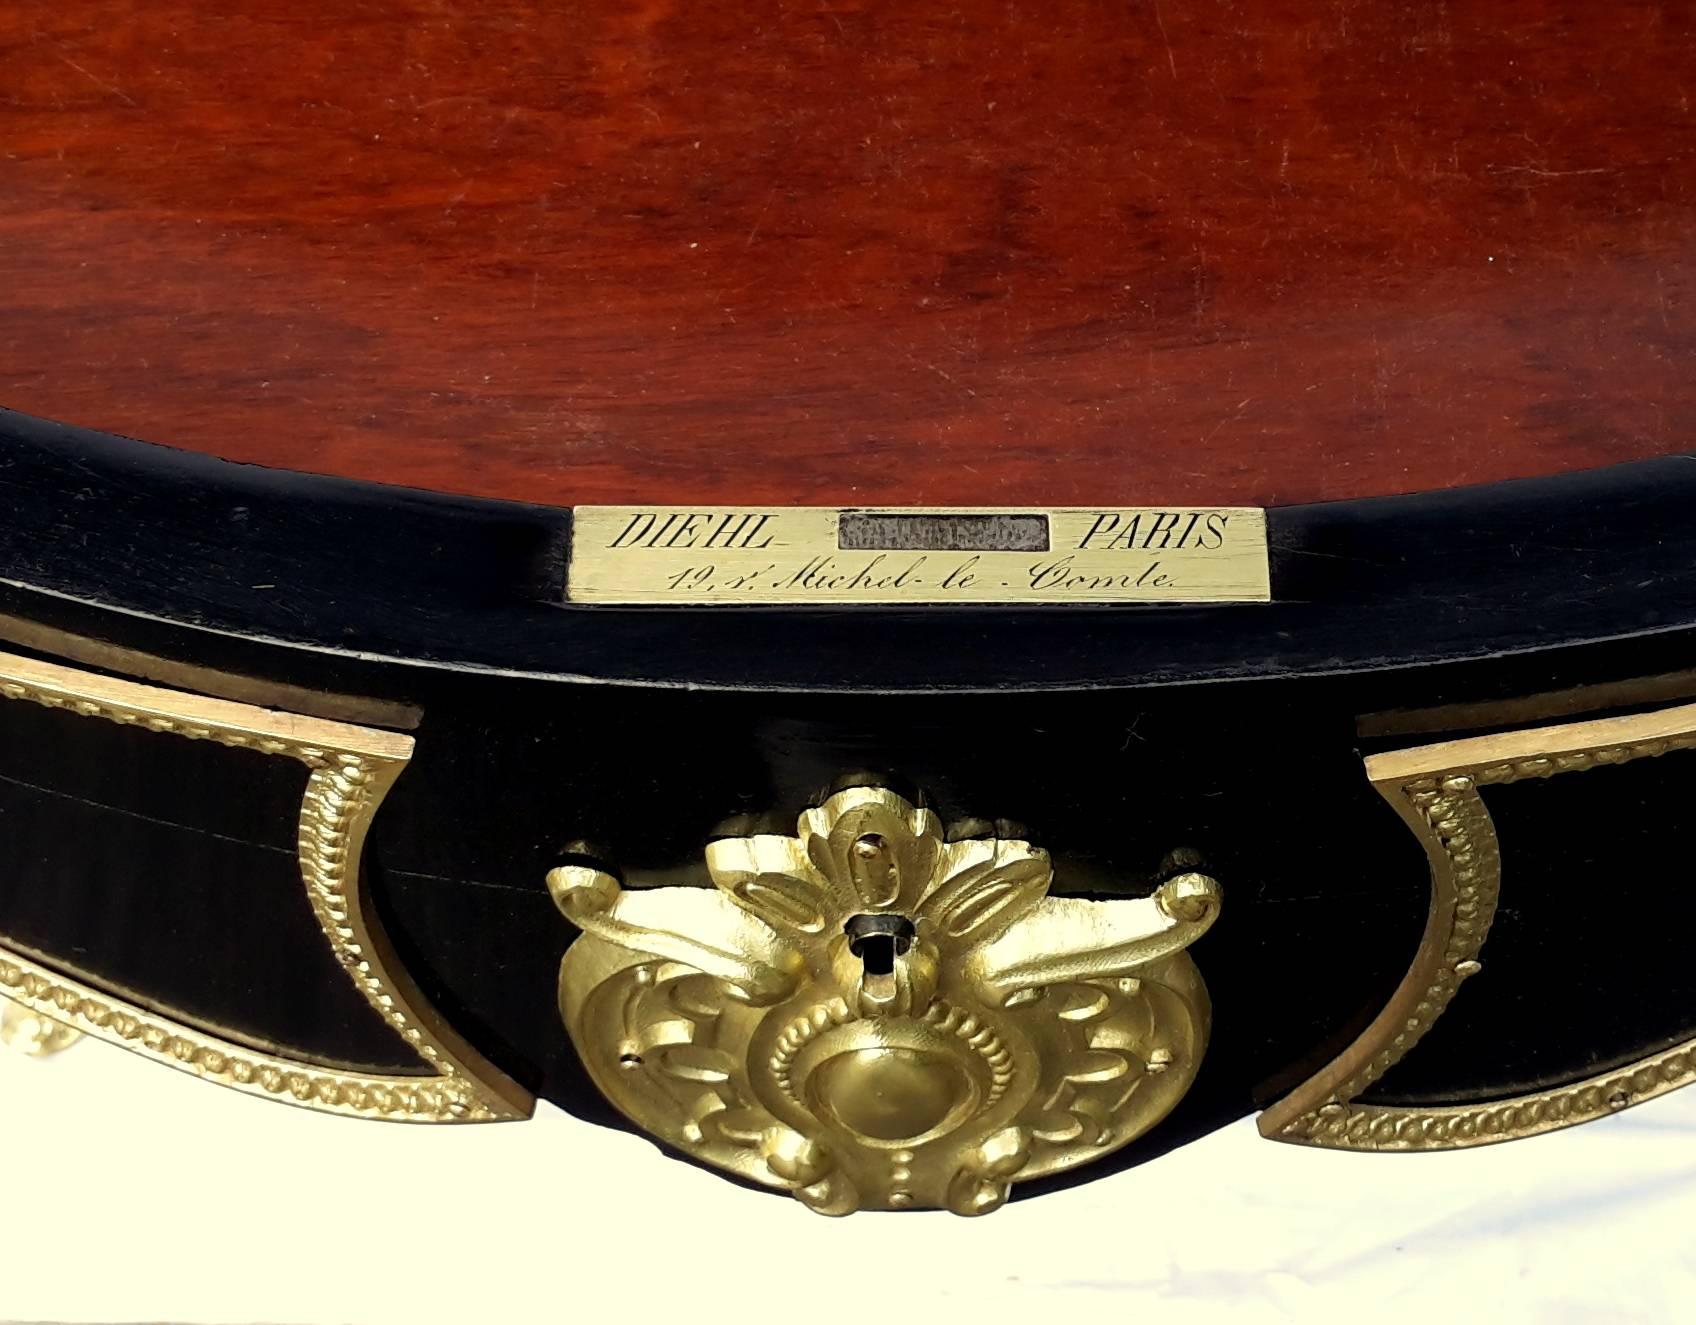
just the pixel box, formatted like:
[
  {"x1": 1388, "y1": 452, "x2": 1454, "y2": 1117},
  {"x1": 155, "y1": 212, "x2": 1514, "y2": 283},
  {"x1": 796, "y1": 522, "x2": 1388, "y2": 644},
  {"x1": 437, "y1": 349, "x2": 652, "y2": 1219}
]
[
  {"x1": 1, "y1": 996, "x2": 82, "y2": 1057},
  {"x1": 550, "y1": 785, "x2": 1220, "y2": 1215}
]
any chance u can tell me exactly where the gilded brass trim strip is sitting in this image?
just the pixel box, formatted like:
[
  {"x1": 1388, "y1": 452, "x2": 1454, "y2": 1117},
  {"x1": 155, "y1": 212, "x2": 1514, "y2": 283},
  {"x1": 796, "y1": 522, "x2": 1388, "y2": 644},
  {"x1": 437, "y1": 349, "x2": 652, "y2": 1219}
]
[
  {"x1": 1356, "y1": 668, "x2": 1696, "y2": 742},
  {"x1": 0, "y1": 647, "x2": 530, "y2": 1122},
  {"x1": 0, "y1": 609, "x2": 422, "y2": 729},
  {"x1": 1262, "y1": 700, "x2": 1696, "y2": 1149},
  {"x1": 1311, "y1": 1039, "x2": 1696, "y2": 1150},
  {"x1": 0, "y1": 953, "x2": 487, "y2": 1117}
]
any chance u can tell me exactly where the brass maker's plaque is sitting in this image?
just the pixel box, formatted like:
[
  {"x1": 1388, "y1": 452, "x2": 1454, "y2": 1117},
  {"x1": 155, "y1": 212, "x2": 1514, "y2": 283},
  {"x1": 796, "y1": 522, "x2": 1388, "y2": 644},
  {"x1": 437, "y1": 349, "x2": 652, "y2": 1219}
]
[{"x1": 568, "y1": 506, "x2": 1271, "y2": 605}]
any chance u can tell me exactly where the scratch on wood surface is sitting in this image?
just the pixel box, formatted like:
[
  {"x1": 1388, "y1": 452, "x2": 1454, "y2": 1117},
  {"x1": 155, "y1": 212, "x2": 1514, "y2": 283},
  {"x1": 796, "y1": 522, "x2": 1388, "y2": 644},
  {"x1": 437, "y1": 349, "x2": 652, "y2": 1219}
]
[
  {"x1": 1152, "y1": 0, "x2": 1178, "y2": 78},
  {"x1": 51, "y1": 52, "x2": 138, "y2": 107}
]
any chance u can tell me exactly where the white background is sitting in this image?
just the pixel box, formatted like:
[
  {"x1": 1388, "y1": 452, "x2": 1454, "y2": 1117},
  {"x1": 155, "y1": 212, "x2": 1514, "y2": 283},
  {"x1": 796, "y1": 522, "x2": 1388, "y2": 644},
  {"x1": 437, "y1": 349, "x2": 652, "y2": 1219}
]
[{"x1": 2, "y1": 1035, "x2": 1692, "y2": 1325}]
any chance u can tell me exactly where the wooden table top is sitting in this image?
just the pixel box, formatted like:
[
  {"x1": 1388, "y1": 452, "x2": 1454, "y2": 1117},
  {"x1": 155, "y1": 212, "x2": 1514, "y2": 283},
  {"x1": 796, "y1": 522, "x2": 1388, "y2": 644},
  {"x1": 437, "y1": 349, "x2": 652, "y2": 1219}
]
[{"x1": 1, "y1": 0, "x2": 1691, "y2": 510}]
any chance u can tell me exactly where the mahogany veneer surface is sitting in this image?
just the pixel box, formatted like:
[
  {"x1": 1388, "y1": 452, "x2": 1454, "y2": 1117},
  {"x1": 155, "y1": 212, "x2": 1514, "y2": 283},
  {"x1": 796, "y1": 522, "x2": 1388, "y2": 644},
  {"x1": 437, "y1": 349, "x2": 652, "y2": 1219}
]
[{"x1": 0, "y1": 0, "x2": 1691, "y2": 509}]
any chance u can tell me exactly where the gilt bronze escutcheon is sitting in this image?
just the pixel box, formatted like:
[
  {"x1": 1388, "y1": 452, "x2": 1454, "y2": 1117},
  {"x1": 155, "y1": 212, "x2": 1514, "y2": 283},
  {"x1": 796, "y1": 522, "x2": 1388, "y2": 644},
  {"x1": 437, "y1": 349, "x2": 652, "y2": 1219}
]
[{"x1": 551, "y1": 784, "x2": 1220, "y2": 1215}]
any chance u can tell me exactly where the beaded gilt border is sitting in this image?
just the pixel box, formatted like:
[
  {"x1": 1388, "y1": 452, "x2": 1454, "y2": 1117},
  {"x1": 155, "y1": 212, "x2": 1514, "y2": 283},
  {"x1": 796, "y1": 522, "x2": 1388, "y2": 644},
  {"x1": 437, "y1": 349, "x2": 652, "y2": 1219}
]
[
  {"x1": 0, "y1": 647, "x2": 530, "y2": 1122},
  {"x1": 1261, "y1": 701, "x2": 1696, "y2": 1150}
]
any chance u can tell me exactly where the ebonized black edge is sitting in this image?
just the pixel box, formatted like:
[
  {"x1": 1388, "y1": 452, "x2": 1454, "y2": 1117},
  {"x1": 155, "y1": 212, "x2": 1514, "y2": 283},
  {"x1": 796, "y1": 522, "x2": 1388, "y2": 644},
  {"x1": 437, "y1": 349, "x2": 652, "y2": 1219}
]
[{"x1": 3, "y1": 406, "x2": 1693, "y2": 694}]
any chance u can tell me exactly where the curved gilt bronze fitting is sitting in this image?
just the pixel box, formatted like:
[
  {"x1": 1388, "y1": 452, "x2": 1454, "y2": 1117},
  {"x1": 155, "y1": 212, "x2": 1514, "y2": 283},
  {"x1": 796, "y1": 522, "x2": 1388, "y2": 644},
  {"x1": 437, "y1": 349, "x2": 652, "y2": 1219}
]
[
  {"x1": 1, "y1": 996, "x2": 83, "y2": 1057},
  {"x1": 550, "y1": 785, "x2": 1220, "y2": 1215}
]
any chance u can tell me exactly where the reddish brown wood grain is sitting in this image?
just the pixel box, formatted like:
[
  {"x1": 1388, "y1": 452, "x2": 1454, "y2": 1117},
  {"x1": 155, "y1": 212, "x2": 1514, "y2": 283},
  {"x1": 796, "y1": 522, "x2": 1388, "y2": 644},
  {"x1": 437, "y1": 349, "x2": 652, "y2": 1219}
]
[{"x1": 0, "y1": 0, "x2": 1692, "y2": 509}]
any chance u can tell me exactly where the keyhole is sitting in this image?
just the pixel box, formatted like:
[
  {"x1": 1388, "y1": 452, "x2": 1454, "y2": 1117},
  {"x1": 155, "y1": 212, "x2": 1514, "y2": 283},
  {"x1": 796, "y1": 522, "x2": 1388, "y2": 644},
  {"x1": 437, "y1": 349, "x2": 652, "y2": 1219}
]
[
  {"x1": 861, "y1": 933, "x2": 896, "y2": 975},
  {"x1": 845, "y1": 914, "x2": 915, "y2": 994}
]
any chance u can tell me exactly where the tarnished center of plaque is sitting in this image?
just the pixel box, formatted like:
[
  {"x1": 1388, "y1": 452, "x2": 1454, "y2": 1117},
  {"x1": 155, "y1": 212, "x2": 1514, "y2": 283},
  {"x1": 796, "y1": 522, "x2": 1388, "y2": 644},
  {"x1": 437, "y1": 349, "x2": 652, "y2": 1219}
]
[{"x1": 548, "y1": 784, "x2": 1220, "y2": 1215}]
